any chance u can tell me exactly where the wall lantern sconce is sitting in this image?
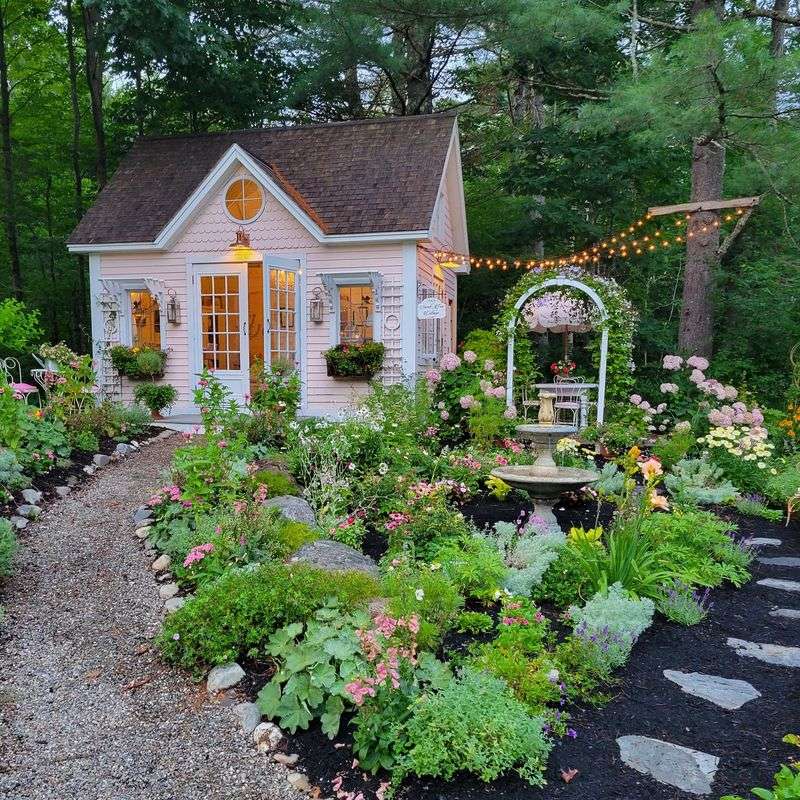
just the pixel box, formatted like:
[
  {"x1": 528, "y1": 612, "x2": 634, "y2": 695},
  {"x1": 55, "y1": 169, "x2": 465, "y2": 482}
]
[
  {"x1": 166, "y1": 288, "x2": 181, "y2": 325},
  {"x1": 309, "y1": 287, "x2": 324, "y2": 323},
  {"x1": 230, "y1": 226, "x2": 251, "y2": 248}
]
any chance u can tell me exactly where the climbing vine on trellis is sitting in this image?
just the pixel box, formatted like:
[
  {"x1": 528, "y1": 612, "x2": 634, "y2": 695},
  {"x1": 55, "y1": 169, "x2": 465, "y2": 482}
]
[{"x1": 494, "y1": 265, "x2": 637, "y2": 408}]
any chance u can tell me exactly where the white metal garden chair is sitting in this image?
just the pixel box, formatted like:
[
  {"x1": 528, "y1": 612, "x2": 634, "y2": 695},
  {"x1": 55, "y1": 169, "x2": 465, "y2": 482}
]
[
  {"x1": 553, "y1": 375, "x2": 582, "y2": 428},
  {"x1": 0, "y1": 357, "x2": 39, "y2": 404},
  {"x1": 519, "y1": 384, "x2": 540, "y2": 421}
]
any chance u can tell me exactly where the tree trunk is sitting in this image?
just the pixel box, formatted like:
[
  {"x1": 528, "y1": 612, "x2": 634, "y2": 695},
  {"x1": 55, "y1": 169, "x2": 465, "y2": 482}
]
[
  {"x1": 677, "y1": 0, "x2": 725, "y2": 357},
  {"x1": 44, "y1": 173, "x2": 60, "y2": 342},
  {"x1": 770, "y1": 0, "x2": 790, "y2": 57},
  {"x1": 678, "y1": 137, "x2": 725, "y2": 356},
  {"x1": 66, "y1": 0, "x2": 88, "y2": 350},
  {"x1": 0, "y1": 8, "x2": 22, "y2": 299},
  {"x1": 81, "y1": 0, "x2": 107, "y2": 187},
  {"x1": 343, "y1": 65, "x2": 364, "y2": 118},
  {"x1": 404, "y1": 23, "x2": 436, "y2": 115}
]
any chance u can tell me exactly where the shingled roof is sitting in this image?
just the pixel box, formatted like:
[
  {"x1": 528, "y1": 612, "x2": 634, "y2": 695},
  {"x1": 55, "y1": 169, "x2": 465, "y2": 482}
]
[{"x1": 69, "y1": 113, "x2": 458, "y2": 246}]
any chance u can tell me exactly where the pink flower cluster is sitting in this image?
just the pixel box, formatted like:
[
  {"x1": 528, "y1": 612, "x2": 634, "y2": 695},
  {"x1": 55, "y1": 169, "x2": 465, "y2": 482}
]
[
  {"x1": 502, "y1": 437, "x2": 524, "y2": 454},
  {"x1": 503, "y1": 405, "x2": 517, "y2": 420},
  {"x1": 425, "y1": 368, "x2": 441, "y2": 386},
  {"x1": 459, "y1": 394, "x2": 477, "y2": 409},
  {"x1": 708, "y1": 402, "x2": 764, "y2": 428},
  {"x1": 440, "y1": 352, "x2": 461, "y2": 371},
  {"x1": 660, "y1": 382, "x2": 679, "y2": 394},
  {"x1": 345, "y1": 614, "x2": 419, "y2": 707},
  {"x1": 409, "y1": 478, "x2": 469, "y2": 500},
  {"x1": 148, "y1": 484, "x2": 182, "y2": 506},
  {"x1": 253, "y1": 483, "x2": 269, "y2": 503},
  {"x1": 385, "y1": 512, "x2": 411, "y2": 531},
  {"x1": 463, "y1": 350, "x2": 477, "y2": 363},
  {"x1": 662, "y1": 355, "x2": 684, "y2": 370},
  {"x1": 453, "y1": 454, "x2": 482, "y2": 470},
  {"x1": 495, "y1": 454, "x2": 509, "y2": 466},
  {"x1": 183, "y1": 542, "x2": 214, "y2": 567}
]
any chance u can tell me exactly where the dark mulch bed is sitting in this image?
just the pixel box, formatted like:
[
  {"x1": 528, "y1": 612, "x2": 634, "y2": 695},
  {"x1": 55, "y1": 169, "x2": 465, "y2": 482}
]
[
  {"x1": 259, "y1": 503, "x2": 800, "y2": 800},
  {"x1": 1, "y1": 435, "x2": 126, "y2": 519}
]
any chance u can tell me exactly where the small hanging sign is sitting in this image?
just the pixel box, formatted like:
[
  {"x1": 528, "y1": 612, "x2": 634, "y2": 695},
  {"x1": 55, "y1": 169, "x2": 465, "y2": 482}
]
[{"x1": 417, "y1": 297, "x2": 446, "y2": 320}]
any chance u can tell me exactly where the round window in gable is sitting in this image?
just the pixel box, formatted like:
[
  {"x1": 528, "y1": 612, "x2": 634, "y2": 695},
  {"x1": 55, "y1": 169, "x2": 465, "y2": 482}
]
[{"x1": 224, "y1": 177, "x2": 264, "y2": 223}]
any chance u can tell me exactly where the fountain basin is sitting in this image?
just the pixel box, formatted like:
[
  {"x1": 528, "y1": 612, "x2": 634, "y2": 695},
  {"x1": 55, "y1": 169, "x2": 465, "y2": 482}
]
[
  {"x1": 490, "y1": 464, "x2": 600, "y2": 501},
  {"x1": 490, "y1": 464, "x2": 600, "y2": 532}
]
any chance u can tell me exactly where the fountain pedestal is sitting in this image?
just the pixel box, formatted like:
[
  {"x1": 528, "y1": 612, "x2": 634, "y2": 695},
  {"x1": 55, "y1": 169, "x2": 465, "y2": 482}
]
[{"x1": 490, "y1": 424, "x2": 599, "y2": 531}]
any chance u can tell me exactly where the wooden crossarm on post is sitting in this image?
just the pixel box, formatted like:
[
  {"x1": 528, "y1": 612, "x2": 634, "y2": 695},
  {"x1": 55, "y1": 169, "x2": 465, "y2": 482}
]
[{"x1": 647, "y1": 196, "x2": 761, "y2": 217}]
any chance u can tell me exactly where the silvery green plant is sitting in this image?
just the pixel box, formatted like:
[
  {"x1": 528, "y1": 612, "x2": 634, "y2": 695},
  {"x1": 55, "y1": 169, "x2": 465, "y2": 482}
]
[
  {"x1": 476, "y1": 517, "x2": 566, "y2": 596},
  {"x1": 568, "y1": 582, "x2": 655, "y2": 669},
  {"x1": 664, "y1": 457, "x2": 738, "y2": 506}
]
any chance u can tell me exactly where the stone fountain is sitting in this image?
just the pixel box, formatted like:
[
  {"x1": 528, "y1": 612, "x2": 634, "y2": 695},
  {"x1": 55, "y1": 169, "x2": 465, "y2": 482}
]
[{"x1": 490, "y1": 423, "x2": 599, "y2": 531}]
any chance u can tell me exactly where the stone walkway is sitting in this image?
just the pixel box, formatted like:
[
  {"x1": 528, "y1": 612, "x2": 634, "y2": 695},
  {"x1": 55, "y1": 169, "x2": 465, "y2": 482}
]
[
  {"x1": 0, "y1": 436, "x2": 300, "y2": 800},
  {"x1": 617, "y1": 535, "x2": 800, "y2": 796}
]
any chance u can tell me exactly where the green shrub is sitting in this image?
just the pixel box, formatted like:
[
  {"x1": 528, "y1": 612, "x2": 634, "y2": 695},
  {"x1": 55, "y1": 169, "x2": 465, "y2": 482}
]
[
  {"x1": 766, "y1": 462, "x2": 800, "y2": 504},
  {"x1": 0, "y1": 447, "x2": 30, "y2": 499},
  {"x1": 0, "y1": 519, "x2": 17, "y2": 579},
  {"x1": 250, "y1": 468, "x2": 298, "y2": 497},
  {"x1": 396, "y1": 668, "x2": 551, "y2": 787},
  {"x1": 476, "y1": 520, "x2": 566, "y2": 596},
  {"x1": 0, "y1": 298, "x2": 42, "y2": 354},
  {"x1": 531, "y1": 547, "x2": 587, "y2": 608},
  {"x1": 433, "y1": 536, "x2": 507, "y2": 600},
  {"x1": 652, "y1": 429, "x2": 695, "y2": 471},
  {"x1": 158, "y1": 562, "x2": 377, "y2": 669},
  {"x1": 456, "y1": 610, "x2": 495, "y2": 634},
  {"x1": 134, "y1": 383, "x2": 178, "y2": 415},
  {"x1": 110, "y1": 344, "x2": 167, "y2": 379},
  {"x1": 665, "y1": 457, "x2": 739, "y2": 506},
  {"x1": 323, "y1": 342, "x2": 385, "y2": 378},
  {"x1": 640, "y1": 509, "x2": 751, "y2": 587},
  {"x1": 70, "y1": 429, "x2": 100, "y2": 452},
  {"x1": 382, "y1": 562, "x2": 463, "y2": 649}
]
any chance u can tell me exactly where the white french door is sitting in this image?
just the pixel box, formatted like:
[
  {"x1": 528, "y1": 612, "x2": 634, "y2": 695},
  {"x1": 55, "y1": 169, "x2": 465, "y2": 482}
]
[
  {"x1": 265, "y1": 263, "x2": 300, "y2": 369},
  {"x1": 194, "y1": 264, "x2": 250, "y2": 403}
]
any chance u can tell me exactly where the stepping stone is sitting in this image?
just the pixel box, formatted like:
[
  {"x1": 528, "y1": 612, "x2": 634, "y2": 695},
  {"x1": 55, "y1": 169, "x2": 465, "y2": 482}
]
[
  {"x1": 770, "y1": 608, "x2": 800, "y2": 620},
  {"x1": 9, "y1": 515, "x2": 28, "y2": 530},
  {"x1": 16, "y1": 504, "x2": 40, "y2": 519},
  {"x1": 663, "y1": 670, "x2": 761, "y2": 710},
  {"x1": 132, "y1": 506, "x2": 153, "y2": 525},
  {"x1": 55, "y1": 486, "x2": 71, "y2": 498},
  {"x1": 93, "y1": 453, "x2": 111, "y2": 467},
  {"x1": 727, "y1": 638, "x2": 800, "y2": 667},
  {"x1": 759, "y1": 557, "x2": 800, "y2": 568},
  {"x1": 758, "y1": 578, "x2": 800, "y2": 593},
  {"x1": 749, "y1": 537, "x2": 782, "y2": 547},
  {"x1": 617, "y1": 735, "x2": 719, "y2": 795}
]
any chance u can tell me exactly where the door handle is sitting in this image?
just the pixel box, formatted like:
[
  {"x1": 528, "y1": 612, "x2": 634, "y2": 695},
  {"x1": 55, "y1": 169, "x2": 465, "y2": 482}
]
[{"x1": 243, "y1": 322, "x2": 247, "y2": 335}]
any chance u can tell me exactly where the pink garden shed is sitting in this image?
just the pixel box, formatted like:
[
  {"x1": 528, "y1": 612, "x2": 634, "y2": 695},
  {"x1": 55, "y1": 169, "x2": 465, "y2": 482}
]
[{"x1": 67, "y1": 114, "x2": 469, "y2": 417}]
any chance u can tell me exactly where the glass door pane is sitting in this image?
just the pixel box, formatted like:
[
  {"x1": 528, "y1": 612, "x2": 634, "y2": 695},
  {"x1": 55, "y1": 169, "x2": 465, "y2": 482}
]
[
  {"x1": 199, "y1": 273, "x2": 241, "y2": 371},
  {"x1": 268, "y1": 268, "x2": 297, "y2": 367}
]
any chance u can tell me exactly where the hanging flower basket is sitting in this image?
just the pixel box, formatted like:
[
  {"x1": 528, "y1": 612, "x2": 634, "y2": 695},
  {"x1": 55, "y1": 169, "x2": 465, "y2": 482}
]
[{"x1": 324, "y1": 342, "x2": 385, "y2": 379}]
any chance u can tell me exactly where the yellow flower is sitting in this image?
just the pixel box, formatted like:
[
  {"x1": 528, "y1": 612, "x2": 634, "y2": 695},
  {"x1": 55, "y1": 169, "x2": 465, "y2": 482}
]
[{"x1": 628, "y1": 445, "x2": 642, "y2": 461}]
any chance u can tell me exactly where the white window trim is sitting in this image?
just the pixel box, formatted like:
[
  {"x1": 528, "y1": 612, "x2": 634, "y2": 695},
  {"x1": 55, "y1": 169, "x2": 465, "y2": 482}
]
[
  {"x1": 222, "y1": 175, "x2": 265, "y2": 225},
  {"x1": 320, "y1": 272, "x2": 383, "y2": 348},
  {"x1": 104, "y1": 278, "x2": 166, "y2": 350}
]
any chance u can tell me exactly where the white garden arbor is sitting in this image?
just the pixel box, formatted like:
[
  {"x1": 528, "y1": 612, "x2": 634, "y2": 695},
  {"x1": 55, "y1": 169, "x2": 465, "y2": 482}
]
[{"x1": 505, "y1": 277, "x2": 609, "y2": 424}]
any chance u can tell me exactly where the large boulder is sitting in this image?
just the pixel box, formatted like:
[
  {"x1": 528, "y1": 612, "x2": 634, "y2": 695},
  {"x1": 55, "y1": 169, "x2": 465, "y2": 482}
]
[
  {"x1": 263, "y1": 496, "x2": 316, "y2": 527},
  {"x1": 289, "y1": 540, "x2": 379, "y2": 579}
]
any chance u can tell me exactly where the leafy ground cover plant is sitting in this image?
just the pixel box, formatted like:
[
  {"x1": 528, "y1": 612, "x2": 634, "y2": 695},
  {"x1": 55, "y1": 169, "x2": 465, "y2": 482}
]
[
  {"x1": 382, "y1": 559, "x2": 463, "y2": 649},
  {"x1": 256, "y1": 602, "x2": 371, "y2": 737},
  {"x1": 433, "y1": 535, "x2": 507, "y2": 600},
  {"x1": 733, "y1": 494, "x2": 783, "y2": 522},
  {"x1": 0, "y1": 448, "x2": 30, "y2": 500},
  {"x1": 158, "y1": 563, "x2": 378, "y2": 669},
  {"x1": 395, "y1": 667, "x2": 552, "y2": 787},
  {"x1": 456, "y1": 610, "x2": 495, "y2": 634}
]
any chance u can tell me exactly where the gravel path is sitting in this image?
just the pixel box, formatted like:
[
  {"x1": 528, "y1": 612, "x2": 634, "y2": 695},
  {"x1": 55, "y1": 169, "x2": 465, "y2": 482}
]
[{"x1": 0, "y1": 436, "x2": 299, "y2": 800}]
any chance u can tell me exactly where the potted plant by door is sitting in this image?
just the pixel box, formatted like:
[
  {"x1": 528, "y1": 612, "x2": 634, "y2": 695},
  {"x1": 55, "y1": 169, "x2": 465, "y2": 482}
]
[
  {"x1": 323, "y1": 342, "x2": 385, "y2": 379},
  {"x1": 133, "y1": 383, "x2": 177, "y2": 419}
]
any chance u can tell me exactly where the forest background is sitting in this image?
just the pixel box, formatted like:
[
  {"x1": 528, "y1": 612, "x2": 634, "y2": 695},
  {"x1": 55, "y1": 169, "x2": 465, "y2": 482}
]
[{"x1": 0, "y1": 0, "x2": 798, "y2": 404}]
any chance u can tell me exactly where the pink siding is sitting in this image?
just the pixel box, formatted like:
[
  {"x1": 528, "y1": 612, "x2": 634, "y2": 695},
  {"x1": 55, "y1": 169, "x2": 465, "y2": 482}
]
[{"x1": 98, "y1": 166, "x2": 407, "y2": 415}]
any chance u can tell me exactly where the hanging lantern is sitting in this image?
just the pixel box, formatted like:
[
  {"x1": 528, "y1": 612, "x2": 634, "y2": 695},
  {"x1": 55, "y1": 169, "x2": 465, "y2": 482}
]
[
  {"x1": 229, "y1": 227, "x2": 251, "y2": 248},
  {"x1": 309, "y1": 287, "x2": 324, "y2": 323},
  {"x1": 166, "y1": 288, "x2": 181, "y2": 325}
]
